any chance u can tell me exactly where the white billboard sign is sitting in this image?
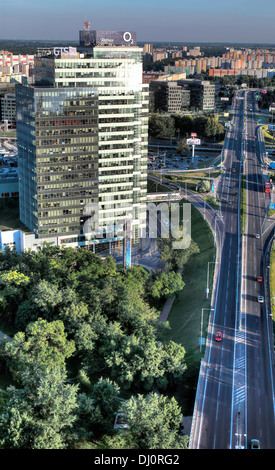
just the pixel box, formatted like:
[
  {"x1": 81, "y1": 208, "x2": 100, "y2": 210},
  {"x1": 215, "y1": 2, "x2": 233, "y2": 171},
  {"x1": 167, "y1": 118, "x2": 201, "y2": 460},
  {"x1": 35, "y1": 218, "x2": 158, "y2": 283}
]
[{"x1": 187, "y1": 138, "x2": 201, "y2": 145}]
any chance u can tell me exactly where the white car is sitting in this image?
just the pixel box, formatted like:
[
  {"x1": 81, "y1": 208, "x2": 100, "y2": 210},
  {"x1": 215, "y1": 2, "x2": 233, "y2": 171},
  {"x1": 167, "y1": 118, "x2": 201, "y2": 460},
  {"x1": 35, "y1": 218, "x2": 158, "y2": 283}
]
[
  {"x1": 258, "y1": 296, "x2": 264, "y2": 303},
  {"x1": 255, "y1": 233, "x2": 260, "y2": 239}
]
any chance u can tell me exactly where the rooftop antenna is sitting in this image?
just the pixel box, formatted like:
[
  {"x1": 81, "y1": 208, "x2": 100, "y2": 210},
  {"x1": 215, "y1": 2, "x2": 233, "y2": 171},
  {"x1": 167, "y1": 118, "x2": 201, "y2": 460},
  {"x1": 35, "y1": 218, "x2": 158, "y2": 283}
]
[
  {"x1": 84, "y1": 20, "x2": 90, "y2": 31},
  {"x1": 83, "y1": 20, "x2": 91, "y2": 46}
]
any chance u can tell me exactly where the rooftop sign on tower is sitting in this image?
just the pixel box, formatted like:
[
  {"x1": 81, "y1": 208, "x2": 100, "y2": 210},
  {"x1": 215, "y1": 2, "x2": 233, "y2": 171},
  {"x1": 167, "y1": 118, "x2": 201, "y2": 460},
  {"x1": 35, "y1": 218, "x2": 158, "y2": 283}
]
[{"x1": 79, "y1": 21, "x2": 137, "y2": 47}]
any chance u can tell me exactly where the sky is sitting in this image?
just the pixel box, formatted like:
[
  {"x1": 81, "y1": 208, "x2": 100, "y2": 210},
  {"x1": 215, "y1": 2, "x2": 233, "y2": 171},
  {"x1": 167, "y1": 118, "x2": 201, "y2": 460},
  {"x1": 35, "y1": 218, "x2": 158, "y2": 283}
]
[{"x1": 1, "y1": 0, "x2": 275, "y2": 44}]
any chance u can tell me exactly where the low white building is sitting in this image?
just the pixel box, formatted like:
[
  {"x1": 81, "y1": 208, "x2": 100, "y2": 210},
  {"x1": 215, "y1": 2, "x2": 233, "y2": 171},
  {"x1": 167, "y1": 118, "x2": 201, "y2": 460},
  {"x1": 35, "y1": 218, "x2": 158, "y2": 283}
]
[{"x1": 0, "y1": 228, "x2": 122, "y2": 254}]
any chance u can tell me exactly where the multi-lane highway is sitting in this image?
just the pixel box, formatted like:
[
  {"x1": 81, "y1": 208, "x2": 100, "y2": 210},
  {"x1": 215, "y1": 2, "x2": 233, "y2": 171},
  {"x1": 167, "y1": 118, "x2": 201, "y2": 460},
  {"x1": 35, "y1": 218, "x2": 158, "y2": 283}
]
[
  {"x1": 242, "y1": 91, "x2": 275, "y2": 448},
  {"x1": 148, "y1": 90, "x2": 275, "y2": 448},
  {"x1": 189, "y1": 90, "x2": 275, "y2": 449}
]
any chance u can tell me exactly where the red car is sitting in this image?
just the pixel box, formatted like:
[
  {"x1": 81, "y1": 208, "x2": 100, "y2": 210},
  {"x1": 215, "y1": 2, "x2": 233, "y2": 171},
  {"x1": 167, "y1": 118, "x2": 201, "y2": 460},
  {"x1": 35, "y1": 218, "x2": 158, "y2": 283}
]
[
  {"x1": 257, "y1": 276, "x2": 262, "y2": 282},
  {"x1": 215, "y1": 332, "x2": 223, "y2": 342}
]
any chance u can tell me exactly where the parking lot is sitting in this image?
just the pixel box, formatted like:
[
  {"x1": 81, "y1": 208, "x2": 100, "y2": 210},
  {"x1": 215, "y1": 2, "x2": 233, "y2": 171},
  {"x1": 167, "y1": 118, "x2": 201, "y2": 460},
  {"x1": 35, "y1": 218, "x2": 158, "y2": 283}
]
[{"x1": 148, "y1": 147, "x2": 221, "y2": 171}]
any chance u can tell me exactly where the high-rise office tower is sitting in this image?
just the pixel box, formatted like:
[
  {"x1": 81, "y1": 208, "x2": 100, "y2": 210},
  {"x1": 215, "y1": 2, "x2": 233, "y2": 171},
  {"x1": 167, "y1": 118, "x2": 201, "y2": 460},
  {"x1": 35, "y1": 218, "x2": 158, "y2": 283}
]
[{"x1": 16, "y1": 23, "x2": 149, "y2": 251}]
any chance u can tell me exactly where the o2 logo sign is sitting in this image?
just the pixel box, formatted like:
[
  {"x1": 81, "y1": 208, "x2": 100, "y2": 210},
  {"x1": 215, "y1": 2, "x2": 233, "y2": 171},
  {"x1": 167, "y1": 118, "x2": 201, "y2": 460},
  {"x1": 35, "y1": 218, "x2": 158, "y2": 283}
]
[{"x1": 123, "y1": 32, "x2": 134, "y2": 44}]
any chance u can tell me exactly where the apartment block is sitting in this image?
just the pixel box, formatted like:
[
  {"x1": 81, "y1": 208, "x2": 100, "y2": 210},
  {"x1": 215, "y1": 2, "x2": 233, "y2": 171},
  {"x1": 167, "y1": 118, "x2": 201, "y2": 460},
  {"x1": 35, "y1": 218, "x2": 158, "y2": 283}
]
[
  {"x1": 149, "y1": 80, "x2": 183, "y2": 113},
  {"x1": 178, "y1": 79, "x2": 215, "y2": 111},
  {"x1": 1, "y1": 93, "x2": 16, "y2": 123}
]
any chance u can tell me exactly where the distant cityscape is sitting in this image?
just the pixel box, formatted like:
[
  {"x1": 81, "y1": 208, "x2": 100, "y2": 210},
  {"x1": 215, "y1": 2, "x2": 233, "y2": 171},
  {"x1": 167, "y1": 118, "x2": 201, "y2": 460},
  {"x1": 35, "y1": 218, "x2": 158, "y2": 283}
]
[
  {"x1": 1, "y1": 36, "x2": 275, "y2": 240},
  {"x1": 1, "y1": 12, "x2": 275, "y2": 451}
]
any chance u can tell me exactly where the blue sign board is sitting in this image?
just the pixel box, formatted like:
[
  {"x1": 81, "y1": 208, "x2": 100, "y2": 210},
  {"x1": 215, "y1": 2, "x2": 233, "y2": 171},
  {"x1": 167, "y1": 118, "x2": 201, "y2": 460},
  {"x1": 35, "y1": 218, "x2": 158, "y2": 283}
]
[
  {"x1": 269, "y1": 203, "x2": 275, "y2": 209},
  {"x1": 270, "y1": 162, "x2": 275, "y2": 168}
]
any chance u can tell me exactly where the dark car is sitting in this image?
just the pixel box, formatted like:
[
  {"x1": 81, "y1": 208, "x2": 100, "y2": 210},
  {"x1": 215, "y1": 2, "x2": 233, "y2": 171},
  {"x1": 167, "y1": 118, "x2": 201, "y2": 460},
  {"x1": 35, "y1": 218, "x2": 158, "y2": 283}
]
[{"x1": 251, "y1": 439, "x2": 261, "y2": 449}]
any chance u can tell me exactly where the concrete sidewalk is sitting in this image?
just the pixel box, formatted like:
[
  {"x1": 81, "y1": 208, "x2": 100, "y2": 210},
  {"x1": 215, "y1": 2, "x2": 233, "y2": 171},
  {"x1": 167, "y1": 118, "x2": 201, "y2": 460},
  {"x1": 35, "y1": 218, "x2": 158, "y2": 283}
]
[
  {"x1": 158, "y1": 296, "x2": 176, "y2": 323},
  {"x1": 0, "y1": 331, "x2": 12, "y2": 342}
]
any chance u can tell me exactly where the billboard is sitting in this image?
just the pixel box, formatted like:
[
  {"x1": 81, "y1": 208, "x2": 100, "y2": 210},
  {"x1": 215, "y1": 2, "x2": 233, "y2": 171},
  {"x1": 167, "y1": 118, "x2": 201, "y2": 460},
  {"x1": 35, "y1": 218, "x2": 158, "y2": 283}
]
[
  {"x1": 53, "y1": 46, "x2": 77, "y2": 57},
  {"x1": 80, "y1": 30, "x2": 137, "y2": 47},
  {"x1": 187, "y1": 138, "x2": 201, "y2": 145}
]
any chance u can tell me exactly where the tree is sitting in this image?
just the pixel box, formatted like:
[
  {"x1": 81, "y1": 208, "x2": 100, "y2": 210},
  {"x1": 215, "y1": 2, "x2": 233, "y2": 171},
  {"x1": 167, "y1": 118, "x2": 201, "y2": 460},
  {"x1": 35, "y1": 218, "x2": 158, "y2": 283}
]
[
  {"x1": 3, "y1": 318, "x2": 75, "y2": 380},
  {"x1": 104, "y1": 333, "x2": 186, "y2": 391},
  {"x1": 148, "y1": 271, "x2": 185, "y2": 300},
  {"x1": 0, "y1": 367, "x2": 79, "y2": 449},
  {"x1": 29, "y1": 280, "x2": 63, "y2": 317},
  {"x1": 172, "y1": 114, "x2": 194, "y2": 137},
  {"x1": 197, "y1": 179, "x2": 211, "y2": 193},
  {"x1": 77, "y1": 378, "x2": 121, "y2": 437},
  {"x1": 149, "y1": 114, "x2": 175, "y2": 139},
  {"x1": 176, "y1": 138, "x2": 190, "y2": 155},
  {"x1": 158, "y1": 231, "x2": 200, "y2": 270},
  {"x1": 0, "y1": 270, "x2": 30, "y2": 319},
  {"x1": 121, "y1": 392, "x2": 189, "y2": 449}
]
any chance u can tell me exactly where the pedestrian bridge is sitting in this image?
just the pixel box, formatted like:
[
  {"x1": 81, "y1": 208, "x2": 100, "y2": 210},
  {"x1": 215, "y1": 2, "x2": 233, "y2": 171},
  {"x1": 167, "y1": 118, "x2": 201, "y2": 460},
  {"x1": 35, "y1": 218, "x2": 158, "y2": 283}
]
[{"x1": 147, "y1": 192, "x2": 182, "y2": 202}]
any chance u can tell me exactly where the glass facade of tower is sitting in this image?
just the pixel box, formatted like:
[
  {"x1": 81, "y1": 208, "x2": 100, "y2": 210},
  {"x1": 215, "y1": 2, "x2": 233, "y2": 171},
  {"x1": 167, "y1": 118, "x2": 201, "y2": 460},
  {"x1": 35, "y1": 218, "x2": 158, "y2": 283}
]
[
  {"x1": 16, "y1": 85, "x2": 99, "y2": 239},
  {"x1": 24, "y1": 45, "x2": 149, "y2": 245}
]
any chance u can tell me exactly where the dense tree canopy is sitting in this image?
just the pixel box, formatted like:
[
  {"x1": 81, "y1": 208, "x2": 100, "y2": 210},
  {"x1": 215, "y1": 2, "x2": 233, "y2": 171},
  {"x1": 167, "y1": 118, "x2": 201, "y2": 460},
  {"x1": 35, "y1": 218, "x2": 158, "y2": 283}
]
[
  {"x1": 120, "y1": 392, "x2": 189, "y2": 449},
  {"x1": 0, "y1": 245, "x2": 191, "y2": 448},
  {"x1": 149, "y1": 113, "x2": 225, "y2": 142},
  {"x1": 0, "y1": 367, "x2": 79, "y2": 449}
]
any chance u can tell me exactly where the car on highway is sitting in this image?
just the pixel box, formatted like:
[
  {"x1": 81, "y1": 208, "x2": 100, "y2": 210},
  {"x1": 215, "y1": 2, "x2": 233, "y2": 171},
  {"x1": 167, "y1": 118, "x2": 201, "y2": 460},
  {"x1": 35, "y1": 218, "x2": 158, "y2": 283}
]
[
  {"x1": 258, "y1": 296, "x2": 264, "y2": 303},
  {"x1": 232, "y1": 168, "x2": 236, "y2": 173},
  {"x1": 251, "y1": 439, "x2": 261, "y2": 449},
  {"x1": 215, "y1": 332, "x2": 223, "y2": 342},
  {"x1": 257, "y1": 276, "x2": 262, "y2": 282},
  {"x1": 255, "y1": 233, "x2": 260, "y2": 239}
]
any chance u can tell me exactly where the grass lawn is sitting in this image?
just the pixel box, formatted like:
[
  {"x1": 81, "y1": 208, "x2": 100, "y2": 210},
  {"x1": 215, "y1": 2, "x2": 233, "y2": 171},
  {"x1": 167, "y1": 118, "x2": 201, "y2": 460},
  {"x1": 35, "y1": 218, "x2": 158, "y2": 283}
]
[
  {"x1": 0, "y1": 131, "x2": 17, "y2": 137},
  {"x1": 203, "y1": 195, "x2": 220, "y2": 213},
  {"x1": 256, "y1": 114, "x2": 270, "y2": 125},
  {"x1": 197, "y1": 154, "x2": 221, "y2": 169},
  {"x1": 146, "y1": 182, "x2": 216, "y2": 365},
  {"x1": 163, "y1": 200, "x2": 215, "y2": 413},
  {"x1": 165, "y1": 201, "x2": 215, "y2": 358},
  {"x1": 147, "y1": 179, "x2": 170, "y2": 193}
]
